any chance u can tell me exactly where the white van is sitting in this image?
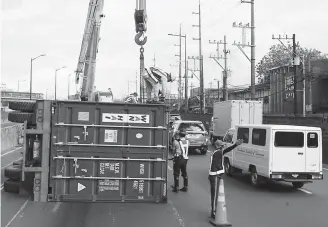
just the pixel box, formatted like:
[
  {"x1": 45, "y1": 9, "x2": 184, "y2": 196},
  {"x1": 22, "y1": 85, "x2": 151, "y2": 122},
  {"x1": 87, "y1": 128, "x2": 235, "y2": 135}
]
[{"x1": 222, "y1": 124, "x2": 323, "y2": 188}]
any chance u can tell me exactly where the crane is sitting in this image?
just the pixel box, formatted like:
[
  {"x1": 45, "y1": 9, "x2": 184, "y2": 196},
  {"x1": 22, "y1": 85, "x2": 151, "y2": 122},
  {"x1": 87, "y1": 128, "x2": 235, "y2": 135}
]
[{"x1": 74, "y1": 0, "x2": 173, "y2": 103}]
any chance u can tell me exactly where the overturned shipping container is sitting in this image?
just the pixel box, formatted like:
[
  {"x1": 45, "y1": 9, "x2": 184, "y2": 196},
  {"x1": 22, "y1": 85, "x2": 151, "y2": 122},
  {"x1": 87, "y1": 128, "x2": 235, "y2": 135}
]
[{"x1": 25, "y1": 100, "x2": 169, "y2": 203}]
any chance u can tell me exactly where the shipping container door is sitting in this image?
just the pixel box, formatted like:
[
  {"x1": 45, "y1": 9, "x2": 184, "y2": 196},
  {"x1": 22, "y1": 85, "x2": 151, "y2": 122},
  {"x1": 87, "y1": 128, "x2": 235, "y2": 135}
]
[
  {"x1": 238, "y1": 101, "x2": 250, "y2": 125},
  {"x1": 49, "y1": 101, "x2": 168, "y2": 203}
]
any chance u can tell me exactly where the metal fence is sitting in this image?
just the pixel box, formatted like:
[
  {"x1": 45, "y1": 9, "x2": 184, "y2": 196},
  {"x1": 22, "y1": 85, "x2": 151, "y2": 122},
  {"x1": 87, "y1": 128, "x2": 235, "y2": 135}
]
[{"x1": 1, "y1": 124, "x2": 24, "y2": 151}]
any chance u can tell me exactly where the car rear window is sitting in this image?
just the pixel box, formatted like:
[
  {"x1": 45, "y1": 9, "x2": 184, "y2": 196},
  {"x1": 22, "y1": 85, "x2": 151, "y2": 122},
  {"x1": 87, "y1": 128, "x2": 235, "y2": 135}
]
[
  {"x1": 307, "y1": 132, "x2": 318, "y2": 148},
  {"x1": 179, "y1": 123, "x2": 204, "y2": 132},
  {"x1": 274, "y1": 132, "x2": 304, "y2": 147}
]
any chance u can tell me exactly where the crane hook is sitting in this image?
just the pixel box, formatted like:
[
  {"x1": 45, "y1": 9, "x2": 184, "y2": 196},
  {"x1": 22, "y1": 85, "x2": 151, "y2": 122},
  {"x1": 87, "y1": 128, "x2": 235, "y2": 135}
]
[{"x1": 135, "y1": 31, "x2": 147, "y2": 46}]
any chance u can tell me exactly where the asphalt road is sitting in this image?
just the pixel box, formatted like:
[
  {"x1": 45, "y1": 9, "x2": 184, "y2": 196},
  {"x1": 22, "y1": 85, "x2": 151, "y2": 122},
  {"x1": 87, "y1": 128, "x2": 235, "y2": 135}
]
[{"x1": 1, "y1": 147, "x2": 328, "y2": 227}]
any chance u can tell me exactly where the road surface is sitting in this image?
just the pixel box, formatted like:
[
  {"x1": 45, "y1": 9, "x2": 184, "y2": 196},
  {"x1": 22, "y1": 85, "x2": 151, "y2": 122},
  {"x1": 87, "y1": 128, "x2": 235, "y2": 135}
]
[{"x1": 1, "y1": 147, "x2": 328, "y2": 227}]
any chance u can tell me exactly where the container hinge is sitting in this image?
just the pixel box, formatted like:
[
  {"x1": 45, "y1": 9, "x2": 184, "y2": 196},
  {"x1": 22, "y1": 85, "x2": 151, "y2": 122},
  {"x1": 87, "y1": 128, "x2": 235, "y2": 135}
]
[
  {"x1": 82, "y1": 126, "x2": 88, "y2": 140},
  {"x1": 73, "y1": 158, "x2": 79, "y2": 174}
]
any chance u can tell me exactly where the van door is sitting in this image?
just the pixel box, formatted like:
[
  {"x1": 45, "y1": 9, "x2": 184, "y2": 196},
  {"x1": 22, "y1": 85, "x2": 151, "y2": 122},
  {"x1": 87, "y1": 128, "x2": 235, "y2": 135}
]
[
  {"x1": 272, "y1": 130, "x2": 306, "y2": 172},
  {"x1": 305, "y1": 131, "x2": 321, "y2": 172}
]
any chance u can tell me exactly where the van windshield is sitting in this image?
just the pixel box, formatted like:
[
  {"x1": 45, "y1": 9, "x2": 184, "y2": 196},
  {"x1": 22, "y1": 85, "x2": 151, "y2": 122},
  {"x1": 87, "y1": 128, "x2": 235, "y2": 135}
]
[{"x1": 274, "y1": 131, "x2": 304, "y2": 147}]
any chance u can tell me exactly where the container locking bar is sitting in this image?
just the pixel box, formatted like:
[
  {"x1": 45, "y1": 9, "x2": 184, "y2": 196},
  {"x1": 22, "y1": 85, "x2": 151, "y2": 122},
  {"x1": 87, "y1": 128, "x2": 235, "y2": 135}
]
[
  {"x1": 54, "y1": 156, "x2": 166, "y2": 162},
  {"x1": 55, "y1": 123, "x2": 167, "y2": 130},
  {"x1": 52, "y1": 176, "x2": 165, "y2": 181},
  {"x1": 54, "y1": 143, "x2": 166, "y2": 148}
]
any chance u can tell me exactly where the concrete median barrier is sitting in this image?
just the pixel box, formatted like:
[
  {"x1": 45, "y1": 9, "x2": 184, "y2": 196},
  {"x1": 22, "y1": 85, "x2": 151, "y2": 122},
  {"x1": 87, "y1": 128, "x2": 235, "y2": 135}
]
[{"x1": 1, "y1": 124, "x2": 24, "y2": 151}]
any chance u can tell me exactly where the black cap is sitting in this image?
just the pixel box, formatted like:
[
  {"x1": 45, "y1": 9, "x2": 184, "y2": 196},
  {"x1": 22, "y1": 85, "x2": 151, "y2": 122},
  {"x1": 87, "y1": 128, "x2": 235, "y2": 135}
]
[{"x1": 179, "y1": 128, "x2": 187, "y2": 137}]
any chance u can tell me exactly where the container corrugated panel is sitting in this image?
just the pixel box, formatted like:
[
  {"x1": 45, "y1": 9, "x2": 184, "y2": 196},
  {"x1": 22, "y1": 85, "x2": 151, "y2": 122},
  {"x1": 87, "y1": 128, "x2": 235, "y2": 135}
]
[{"x1": 48, "y1": 101, "x2": 169, "y2": 203}]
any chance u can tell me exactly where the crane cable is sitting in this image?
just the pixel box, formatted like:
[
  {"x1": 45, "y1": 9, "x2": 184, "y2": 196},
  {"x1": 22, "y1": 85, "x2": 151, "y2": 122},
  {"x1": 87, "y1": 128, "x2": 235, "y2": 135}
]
[{"x1": 134, "y1": 0, "x2": 148, "y2": 103}]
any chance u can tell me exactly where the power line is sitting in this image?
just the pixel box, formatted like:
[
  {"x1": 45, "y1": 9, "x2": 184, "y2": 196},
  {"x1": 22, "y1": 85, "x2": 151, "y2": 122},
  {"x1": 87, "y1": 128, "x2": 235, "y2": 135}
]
[{"x1": 203, "y1": 0, "x2": 242, "y2": 30}]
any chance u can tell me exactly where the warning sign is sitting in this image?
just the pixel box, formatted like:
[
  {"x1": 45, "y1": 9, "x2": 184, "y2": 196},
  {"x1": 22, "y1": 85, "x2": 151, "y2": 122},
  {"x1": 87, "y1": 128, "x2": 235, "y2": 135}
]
[
  {"x1": 104, "y1": 130, "x2": 118, "y2": 143},
  {"x1": 102, "y1": 113, "x2": 126, "y2": 123}
]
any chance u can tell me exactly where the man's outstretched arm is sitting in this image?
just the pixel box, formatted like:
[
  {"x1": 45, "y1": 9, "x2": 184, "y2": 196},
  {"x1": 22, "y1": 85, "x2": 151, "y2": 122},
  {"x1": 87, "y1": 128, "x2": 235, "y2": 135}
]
[{"x1": 222, "y1": 139, "x2": 243, "y2": 156}]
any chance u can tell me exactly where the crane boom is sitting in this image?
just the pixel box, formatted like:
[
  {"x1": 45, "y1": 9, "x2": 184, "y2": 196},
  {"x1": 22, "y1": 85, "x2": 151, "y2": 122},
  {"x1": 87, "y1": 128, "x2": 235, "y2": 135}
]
[
  {"x1": 74, "y1": 0, "x2": 173, "y2": 104},
  {"x1": 75, "y1": 0, "x2": 105, "y2": 101}
]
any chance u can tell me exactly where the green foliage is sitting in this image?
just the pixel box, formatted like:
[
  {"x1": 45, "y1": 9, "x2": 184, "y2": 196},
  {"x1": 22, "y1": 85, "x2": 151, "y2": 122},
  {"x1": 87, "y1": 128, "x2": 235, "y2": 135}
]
[{"x1": 256, "y1": 44, "x2": 328, "y2": 83}]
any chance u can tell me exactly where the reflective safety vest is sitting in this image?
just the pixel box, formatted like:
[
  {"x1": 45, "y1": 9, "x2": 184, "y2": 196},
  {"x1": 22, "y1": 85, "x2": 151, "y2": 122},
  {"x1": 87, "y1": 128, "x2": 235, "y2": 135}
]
[
  {"x1": 208, "y1": 150, "x2": 224, "y2": 176},
  {"x1": 178, "y1": 139, "x2": 189, "y2": 160}
]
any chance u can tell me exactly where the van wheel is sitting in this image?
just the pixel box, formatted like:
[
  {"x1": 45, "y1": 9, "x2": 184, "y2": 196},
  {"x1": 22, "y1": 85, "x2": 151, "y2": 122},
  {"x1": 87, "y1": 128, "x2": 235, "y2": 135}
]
[
  {"x1": 224, "y1": 159, "x2": 232, "y2": 176},
  {"x1": 250, "y1": 167, "x2": 260, "y2": 186},
  {"x1": 292, "y1": 182, "x2": 304, "y2": 189}
]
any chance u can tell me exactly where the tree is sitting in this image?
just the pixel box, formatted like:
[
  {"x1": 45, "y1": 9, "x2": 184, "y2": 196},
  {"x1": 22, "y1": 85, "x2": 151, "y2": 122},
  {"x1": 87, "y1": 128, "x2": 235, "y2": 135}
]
[{"x1": 256, "y1": 44, "x2": 328, "y2": 84}]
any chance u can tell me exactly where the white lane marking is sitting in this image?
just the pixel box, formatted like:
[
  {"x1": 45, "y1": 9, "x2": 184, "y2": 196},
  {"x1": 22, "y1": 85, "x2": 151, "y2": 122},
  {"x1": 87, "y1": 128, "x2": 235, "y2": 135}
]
[
  {"x1": 5, "y1": 198, "x2": 30, "y2": 227},
  {"x1": 1, "y1": 158, "x2": 22, "y2": 170},
  {"x1": 0, "y1": 183, "x2": 3, "y2": 191},
  {"x1": 52, "y1": 202, "x2": 62, "y2": 213},
  {"x1": 168, "y1": 166, "x2": 172, "y2": 171},
  {"x1": 298, "y1": 188, "x2": 313, "y2": 194},
  {"x1": 1, "y1": 147, "x2": 21, "y2": 157},
  {"x1": 169, "y1": 201, "x2": 185, "y2": 227}
]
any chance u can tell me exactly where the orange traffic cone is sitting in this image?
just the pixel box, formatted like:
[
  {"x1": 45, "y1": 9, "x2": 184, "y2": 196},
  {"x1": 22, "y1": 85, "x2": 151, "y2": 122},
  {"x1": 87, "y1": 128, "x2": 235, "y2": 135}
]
[{"x1": 209, "y1": 178, "x2": 232, "y2": 227}]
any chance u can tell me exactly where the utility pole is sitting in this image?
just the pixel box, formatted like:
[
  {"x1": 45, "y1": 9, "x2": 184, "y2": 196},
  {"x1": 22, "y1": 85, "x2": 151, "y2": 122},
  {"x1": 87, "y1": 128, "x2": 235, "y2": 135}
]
[
  {"x1": 292, "y1": 33, "x2": 297, "y2": 115},
  {"x1": 184, "y1": 57, "x2": 189, "y2": 113},
  {"x1": 192, "y1": 0, "x2": 204, "y2": 114},
  {"x1": 178, "y1": 25, "x2": 182, "y2": 110},
  {"x1": 250, "y1": 0, "x2": 255, "y2": 100},
  {"x1": 168, "y1": 24, "x2": 187, "y2": 111},
  {"x1": 272, "y1": 34, "x2": 298, "y2": 114},
  {"x1": 188, "y1": 56, "x2": 200, "y2": 81},
  {"x1": 232, "y1": 0, "x2": 255, "y2": 100},
  {"x1": 209, "y1": 36, "x2": 229, "y2": 101},
  {"x1": 190, "y1": 82, "x2": 194, "y2": 97},
  {"x1": 216, "y1": 80, "x2": 220, "y2": 101},
  {"x1": 302, "y1": 55, "x2": 306, "y2": 117}
]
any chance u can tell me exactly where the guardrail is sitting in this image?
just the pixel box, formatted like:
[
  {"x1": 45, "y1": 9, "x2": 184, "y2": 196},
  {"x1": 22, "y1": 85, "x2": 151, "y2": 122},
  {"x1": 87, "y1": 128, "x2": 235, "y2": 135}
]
[{"x1": 1, "y1": 124, "x2": 24, "y2": 151}]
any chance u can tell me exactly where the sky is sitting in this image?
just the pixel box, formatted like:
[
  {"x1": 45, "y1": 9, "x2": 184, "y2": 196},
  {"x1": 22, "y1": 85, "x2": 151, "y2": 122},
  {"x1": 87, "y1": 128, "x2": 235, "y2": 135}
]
[{"x1": 1, "y1": 0, "x2": 328, "y2": 100}]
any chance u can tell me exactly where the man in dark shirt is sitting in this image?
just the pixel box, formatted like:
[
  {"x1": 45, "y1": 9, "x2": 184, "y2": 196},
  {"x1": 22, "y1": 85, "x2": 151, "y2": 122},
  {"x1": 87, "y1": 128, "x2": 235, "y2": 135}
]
[{"x1": 208, "y1": 139, "x2": 243, "y2": 219}]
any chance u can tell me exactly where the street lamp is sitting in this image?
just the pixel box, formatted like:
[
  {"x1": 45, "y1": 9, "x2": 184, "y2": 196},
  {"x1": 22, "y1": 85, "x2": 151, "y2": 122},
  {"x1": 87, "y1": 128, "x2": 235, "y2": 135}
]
[
  {"x1": 55, "y1": 66, "x2": 66, "y2": 100},
  {"x1": 30, "y1": 54, "x2": 46, "y2": 99}
]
